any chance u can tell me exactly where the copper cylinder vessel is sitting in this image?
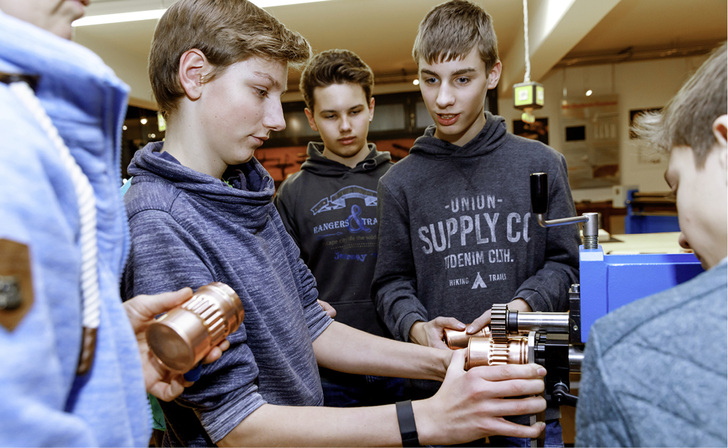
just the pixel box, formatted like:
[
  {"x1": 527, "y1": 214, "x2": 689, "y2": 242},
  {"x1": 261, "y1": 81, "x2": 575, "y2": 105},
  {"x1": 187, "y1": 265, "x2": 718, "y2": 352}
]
[
  {"x1": 146, "y1": 282, "x2": 244, "y2": 372},
  {"x1": 465, "y1": 335, "x2": 530, "y2": 369},
  {"x1": 443, "y1": 327, "x2": 490, "y2": 349}
]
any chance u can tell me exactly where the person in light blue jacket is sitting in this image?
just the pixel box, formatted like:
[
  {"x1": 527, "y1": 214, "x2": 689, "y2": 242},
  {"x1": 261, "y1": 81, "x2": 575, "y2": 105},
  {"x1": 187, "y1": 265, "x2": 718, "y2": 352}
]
[{"x1": 0, "y1": 1, "x2": 226, "y2": 446}]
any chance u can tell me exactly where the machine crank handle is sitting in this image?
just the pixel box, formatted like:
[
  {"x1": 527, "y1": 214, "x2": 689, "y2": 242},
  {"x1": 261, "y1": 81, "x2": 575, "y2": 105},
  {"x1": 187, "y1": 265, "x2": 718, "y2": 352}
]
[{"x1": 530, "y1": 172, "x2": 599, "y2": 249}]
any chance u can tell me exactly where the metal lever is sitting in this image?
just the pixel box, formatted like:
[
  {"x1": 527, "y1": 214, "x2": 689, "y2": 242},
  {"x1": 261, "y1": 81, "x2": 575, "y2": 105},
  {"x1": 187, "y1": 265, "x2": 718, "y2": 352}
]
[
  {"x1": 530, "y1": 172, "x2": 599, "y2": 249},
  {"x1": 552, "y1": 382, "x2": 578, "y2": 407}
]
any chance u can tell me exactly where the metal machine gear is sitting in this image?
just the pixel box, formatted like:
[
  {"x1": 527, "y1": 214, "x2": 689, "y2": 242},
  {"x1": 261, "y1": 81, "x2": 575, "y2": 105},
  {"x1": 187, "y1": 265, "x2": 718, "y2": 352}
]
[{"x1": 490, "y1": 303, "x2": 508, "y2": 343}]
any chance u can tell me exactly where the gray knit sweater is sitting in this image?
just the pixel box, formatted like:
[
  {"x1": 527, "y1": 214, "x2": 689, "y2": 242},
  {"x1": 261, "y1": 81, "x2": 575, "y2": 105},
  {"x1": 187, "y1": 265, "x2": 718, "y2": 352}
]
[
  {"x1": 576, "y1": 259, "x2": 727, "y2": 447},
  {"x1": 123, "y1": 142, "x2": 332, "y2": 446}
]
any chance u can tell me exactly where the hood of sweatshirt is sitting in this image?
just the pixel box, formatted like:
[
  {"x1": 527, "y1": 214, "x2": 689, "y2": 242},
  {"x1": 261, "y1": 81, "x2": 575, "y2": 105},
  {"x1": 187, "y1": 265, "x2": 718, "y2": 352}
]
[
  {"x1": 410, "y1": 111, "x2": 508, "y2": 158},
  {"x1": 0, "y1": 10, "x2": 131, "y2": 276},
  {"x1": 128, "y1": 141, "x2": 276, "y2": 216},
  {"x1": 299, "y1": 142, "x2": 391, "y2": 177}
]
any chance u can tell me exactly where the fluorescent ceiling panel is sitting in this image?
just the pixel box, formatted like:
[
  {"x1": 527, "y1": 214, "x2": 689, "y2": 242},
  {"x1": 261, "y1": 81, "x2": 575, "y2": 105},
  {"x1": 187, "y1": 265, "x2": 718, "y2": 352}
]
[{"x1": 73, "y1": 0, "x2": 331, "y2": 27}]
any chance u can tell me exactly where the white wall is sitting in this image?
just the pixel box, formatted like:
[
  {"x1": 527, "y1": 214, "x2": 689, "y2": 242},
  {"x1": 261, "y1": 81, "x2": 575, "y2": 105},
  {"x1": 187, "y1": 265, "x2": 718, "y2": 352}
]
[
  {"x1": 497, "y1": 54, "x2": 709, "y2": 202},
  {"x1": 78, "y1": 38, "x2": 157, "y2": 108},
  {"x1": 96, "y1": 38, "x2": 710, "y2": 203}
]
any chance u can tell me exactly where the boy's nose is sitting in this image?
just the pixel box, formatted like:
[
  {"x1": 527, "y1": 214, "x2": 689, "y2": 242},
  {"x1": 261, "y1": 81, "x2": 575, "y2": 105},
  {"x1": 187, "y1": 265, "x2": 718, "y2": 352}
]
[
  {"x1": 264, "y1": 103, "x2": 286, "y2": 132},
  {"x1": 678, "y1": 232, "x2": 692, "y2": 251},
  {"x1": 436, "y1": 86, "x2": 455, "y2": 108}
]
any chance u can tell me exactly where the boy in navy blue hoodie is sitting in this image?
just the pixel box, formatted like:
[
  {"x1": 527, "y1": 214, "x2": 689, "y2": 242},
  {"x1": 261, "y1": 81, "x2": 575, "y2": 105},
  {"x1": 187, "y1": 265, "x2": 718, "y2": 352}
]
[{"x1": 275, "y1": 49, "x2": 407, "y2": 408}]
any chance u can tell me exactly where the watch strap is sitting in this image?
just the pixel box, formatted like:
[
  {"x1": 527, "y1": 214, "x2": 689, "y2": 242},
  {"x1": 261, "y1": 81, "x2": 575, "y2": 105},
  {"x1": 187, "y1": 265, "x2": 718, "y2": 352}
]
[{"x1": 395, "y1": 400, "x2": 419, "y2": 447}]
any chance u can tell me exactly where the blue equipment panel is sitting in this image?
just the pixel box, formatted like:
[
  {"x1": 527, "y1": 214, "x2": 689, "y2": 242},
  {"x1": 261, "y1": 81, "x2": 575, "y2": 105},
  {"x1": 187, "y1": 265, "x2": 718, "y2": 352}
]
[
  {"x1": 625, "y1": 214, "x2": 680, "y2": 234},
  {"x1": 624, "y1": 189, "x2": 680, "y2": 234},
  {"x1": 579, "y1": 246, "x2": 703, "y2": 342}
]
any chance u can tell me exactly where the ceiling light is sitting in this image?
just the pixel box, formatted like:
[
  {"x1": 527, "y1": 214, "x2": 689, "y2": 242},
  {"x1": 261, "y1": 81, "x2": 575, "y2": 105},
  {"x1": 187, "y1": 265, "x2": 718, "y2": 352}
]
[
  {"x1": 73, "y1": 0, "x2": 331, "y2": 27},
  {"x1": 412, "y1": 79, "x2": 420, "y2": 86},
  {"x1": 585, "y1": 89, "x2": 593, "y2": 97}
]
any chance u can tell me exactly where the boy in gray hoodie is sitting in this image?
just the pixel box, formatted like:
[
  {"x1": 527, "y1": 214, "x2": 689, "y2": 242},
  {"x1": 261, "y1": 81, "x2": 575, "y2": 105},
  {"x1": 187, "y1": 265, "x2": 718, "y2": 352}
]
[{"x1": 372, "y1": 1, "x2": 580, "y2": 445}]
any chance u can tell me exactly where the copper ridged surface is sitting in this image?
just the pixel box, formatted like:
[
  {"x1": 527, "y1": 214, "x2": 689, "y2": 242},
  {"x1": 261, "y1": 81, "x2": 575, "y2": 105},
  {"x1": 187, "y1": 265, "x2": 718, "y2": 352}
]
[{"x1": 183, "y1": 294, "x2": 226, "y2": 342}]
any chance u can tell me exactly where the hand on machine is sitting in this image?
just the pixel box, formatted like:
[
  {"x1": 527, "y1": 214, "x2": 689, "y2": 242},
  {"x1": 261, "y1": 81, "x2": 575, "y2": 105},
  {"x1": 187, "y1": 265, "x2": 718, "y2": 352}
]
[
  {"x1": 444, "y1": 171, "x2": 703, "y2": 411},
  {"x1": 444, "y1": 298, "x2": 581, "y2": 408}
]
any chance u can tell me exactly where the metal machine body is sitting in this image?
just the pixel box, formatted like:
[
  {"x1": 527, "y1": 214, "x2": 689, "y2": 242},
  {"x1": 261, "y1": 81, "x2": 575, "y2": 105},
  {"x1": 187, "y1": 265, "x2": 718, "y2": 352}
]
[
  {"x1": 531, "y1": 171, "x2": 703, "y2": 344},
  {"x1": 458, "y1": 242, "x2": 703, "y2": 408},
  {"x1": 451, "y1": 173, "x2": 705, "y2": 409},
  {"x1": 578, "y1": 248, "x2": 702, "y2": 343}
]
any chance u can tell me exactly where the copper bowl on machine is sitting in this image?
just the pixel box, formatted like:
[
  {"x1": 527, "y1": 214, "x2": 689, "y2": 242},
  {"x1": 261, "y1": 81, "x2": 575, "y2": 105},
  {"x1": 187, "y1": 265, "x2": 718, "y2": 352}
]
[
  {"x1": 443, "y1": 327, "x2": 489, "y2": 349},
  {"x1": 464, "y1": 335, "x2": 530, "y2": 370}
]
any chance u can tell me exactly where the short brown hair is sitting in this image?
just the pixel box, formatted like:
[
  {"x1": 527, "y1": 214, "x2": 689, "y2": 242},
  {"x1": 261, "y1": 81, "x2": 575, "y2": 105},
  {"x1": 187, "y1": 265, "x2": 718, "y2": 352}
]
[
  {"x1": 149, "y1": 0, "x2": 311, "y2": 117},
  {"x1": 412, "y1": 0, "x2": 499, "y2": 71},
  {"x1": 632, "y1": 42, "x2": 727, "y2": 167},
  {"x1": 299, "y1": 49, "x2": 375, "y2": 112}
]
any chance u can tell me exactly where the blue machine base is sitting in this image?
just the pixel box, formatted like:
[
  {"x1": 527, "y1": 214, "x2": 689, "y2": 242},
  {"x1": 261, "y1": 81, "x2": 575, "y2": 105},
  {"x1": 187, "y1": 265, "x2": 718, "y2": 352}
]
[{"x1": 579, "y1": 246, "x2": 703, "y2": 342}]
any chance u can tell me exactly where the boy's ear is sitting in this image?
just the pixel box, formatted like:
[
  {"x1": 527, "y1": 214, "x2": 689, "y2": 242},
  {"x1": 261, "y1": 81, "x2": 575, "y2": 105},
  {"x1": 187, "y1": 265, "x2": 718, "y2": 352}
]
[
  {"x1": 712, "y1": 114, "x2": 727, "y2": 146},
  {"x1": 304, "y1": 108, "x2": 318, "y2": 132},
  {"x1": 713, "y1": 114, "x2": 728, "y2": 171},
  {"x1": 368, "y1": 97, "x2": 375, "y2": 122},
  {"x1": 179, "y1": 49, "x2": 209, "y2": 101},
  {"x1": 486, "y1": 61, "x2": 502, "y2": 89}
]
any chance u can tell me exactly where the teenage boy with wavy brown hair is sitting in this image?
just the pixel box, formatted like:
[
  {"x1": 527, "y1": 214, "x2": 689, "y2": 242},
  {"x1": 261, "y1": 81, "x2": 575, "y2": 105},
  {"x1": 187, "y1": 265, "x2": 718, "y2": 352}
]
[{"x1": 123, "y1": 0, "x2": 549, "y2": 446}]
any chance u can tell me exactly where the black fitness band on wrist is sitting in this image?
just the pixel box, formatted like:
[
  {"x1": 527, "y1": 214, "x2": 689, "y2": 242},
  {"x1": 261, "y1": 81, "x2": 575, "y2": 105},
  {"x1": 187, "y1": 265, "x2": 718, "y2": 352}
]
[{"x1": 395, "y1": 400, "x2": 419, "y2": 447}]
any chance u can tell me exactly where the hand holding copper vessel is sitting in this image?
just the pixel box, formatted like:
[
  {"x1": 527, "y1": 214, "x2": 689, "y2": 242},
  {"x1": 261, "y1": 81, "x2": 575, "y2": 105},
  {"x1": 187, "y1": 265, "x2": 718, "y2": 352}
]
[{"x1": 146, "y1": 282, "x2": 244, "y2": 372}]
